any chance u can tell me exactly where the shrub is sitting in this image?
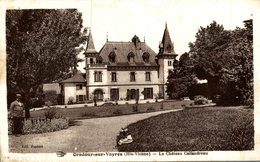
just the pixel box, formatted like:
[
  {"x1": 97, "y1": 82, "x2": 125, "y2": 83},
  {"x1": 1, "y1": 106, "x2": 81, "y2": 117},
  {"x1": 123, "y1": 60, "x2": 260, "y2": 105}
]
[
  {"x1": 160, "y1": 103, "x2": 164, "y2": 110},
  {"x1": 194, "y1": 95, "x2": 208, "y2": 105},
  {"x1": 44, "y1": 107, "x2": 58, "y2": 119},
  {"x1": 133, "y1": 105, "x2": 138, "y2": 112},
  {"x1": 113, "y1": 109, "x2": 123, "y2": 115},
  {"x1": 45, "y1": 101, "x2": 53, "y2": 107},
  {"x1": 68, "y1": 96, "x2": 75, "y2": 105},
  {"x1": 23, "y1": 118, "x2": 69, "y2": 134},
  {"x1": 147, "y1": 107, "x2": 156, "y2": 112},
  {"x1": 8, "y1": 120, "x2": 13, "y2": 135},
  {"x1": 212, "y1": 94, "x2": 221, "y2": 104}
]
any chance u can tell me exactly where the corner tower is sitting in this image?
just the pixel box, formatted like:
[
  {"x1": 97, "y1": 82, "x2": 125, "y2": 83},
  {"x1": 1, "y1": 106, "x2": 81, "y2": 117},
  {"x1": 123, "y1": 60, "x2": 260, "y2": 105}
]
[
  {"x1": 157, "y1": 23, "x2": 178, "y2": 99},
  {"x1": 84, "y1": 29, "x2": 99, "y2": 65}
]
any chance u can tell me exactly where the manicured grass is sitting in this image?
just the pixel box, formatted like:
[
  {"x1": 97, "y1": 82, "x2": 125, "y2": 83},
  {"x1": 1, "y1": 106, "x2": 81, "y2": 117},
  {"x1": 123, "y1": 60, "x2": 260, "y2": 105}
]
[
  {"x1": 30, "y1": 100, "x2": 192, "y2": 120},
  {"x1": 117, "y1": 107, "x2": 254, "y2": 151}
]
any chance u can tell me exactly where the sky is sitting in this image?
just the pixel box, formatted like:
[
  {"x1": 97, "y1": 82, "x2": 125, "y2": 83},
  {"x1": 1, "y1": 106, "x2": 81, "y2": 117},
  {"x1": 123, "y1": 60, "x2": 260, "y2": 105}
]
[
  {"x1": 75, "y1": 0, "x2": 257, "y2": 71},
  {"x1": 1, "y1": 0, "x2": 257, "y2": 71}
]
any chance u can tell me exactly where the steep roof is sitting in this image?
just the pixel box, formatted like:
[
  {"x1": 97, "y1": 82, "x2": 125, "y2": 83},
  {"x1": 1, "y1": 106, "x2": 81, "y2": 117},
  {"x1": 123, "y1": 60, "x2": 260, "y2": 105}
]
[
  {"x1": 85, "y1": 29, "x2": 98, "y2": 54},
  {"x1": 60, "y1": 73, "x2": 86, "y2": 83},
  {"x1": 158, "y1": 23, "x2": 177, "y2": 56},
  {"x1": 99, "y1": 38, "x2": 158, "y2": 66}
]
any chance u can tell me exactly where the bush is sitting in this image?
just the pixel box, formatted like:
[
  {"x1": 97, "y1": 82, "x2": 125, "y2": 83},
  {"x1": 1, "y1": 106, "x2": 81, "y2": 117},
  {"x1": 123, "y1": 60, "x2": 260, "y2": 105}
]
[
  {"x1": 113, "y1": 109, "x2": 123, "y2": 115},
  {"x1": 194, "y1": 95, "x2": 208, "y2": 105},
  {"x1": 45, "y1": 101, "x2": 53, "y2": 107},
  {"x1": 133, "y1": 105, "x2": 138, "y2": 112},
  {"x1": 8, "y1": 120, "x2": 13, "y2": 135},
  {"x1": 23, "y1": 118, "x2": 69, "y2": 134},
  {"x1": 147, "y1": 107, "x2": 155, "y2": 112},
  {"x1": 44, "y1": 107, "x2": 58, "y2": 119},
  {"x1": 68, "y1": 96, "x2": 75, "y2": 105}
]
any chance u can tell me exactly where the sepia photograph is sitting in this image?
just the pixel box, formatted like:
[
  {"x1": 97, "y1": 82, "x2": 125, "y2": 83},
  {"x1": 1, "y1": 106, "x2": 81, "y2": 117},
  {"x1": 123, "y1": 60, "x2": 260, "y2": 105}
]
[{"x1": 1, "y1": 0, "x2": 259, "y2": 161}]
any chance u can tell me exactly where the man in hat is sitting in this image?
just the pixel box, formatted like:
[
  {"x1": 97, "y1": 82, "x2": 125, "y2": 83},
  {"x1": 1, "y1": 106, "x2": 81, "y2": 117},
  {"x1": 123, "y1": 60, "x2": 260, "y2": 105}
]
[{"x1": 9, "y1": 93, "x2": 25, "y2": 136}]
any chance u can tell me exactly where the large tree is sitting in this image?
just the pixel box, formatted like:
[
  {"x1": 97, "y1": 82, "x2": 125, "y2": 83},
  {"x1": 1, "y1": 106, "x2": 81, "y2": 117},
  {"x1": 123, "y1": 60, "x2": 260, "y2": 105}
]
[
  {"x1": 167, "y1": 20, "x2": 253, "y2": 106},
  {"x1": 219, "y1": 20, "x2": 253, "y2": 106},
  {"x1": 188, "y1": 21, "x2": 233, "y2": 97},
  {"x1": 166, "y1": 52, "x2": 196, "y2": 99},
  {"x1": 6, "y1": 9, "x2": 87, "y2": 116}
]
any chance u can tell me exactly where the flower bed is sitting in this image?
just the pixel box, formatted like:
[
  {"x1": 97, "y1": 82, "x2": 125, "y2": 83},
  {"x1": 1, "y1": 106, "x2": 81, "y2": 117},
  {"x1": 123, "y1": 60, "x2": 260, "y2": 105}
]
[{"x1": 8, "y1": 117, "x2": 69, "y2": 134}]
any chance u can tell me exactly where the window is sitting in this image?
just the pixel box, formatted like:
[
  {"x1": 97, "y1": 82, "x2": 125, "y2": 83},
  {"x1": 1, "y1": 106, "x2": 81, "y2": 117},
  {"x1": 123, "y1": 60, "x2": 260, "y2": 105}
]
[
  {"x1": 145, "y1": 72, "x2": 151, "y2": 81},
  {"x1": 76, "y1": 84, "x2": 83, "y2": 90},
  {"x1": 110, "y1": 88, "x2": 119, "y2": 101},
  {"x1": 94, "y1": 71, "x2": 102, "y2": 82},
  {"x1": 109, "y1": 52, "x2": 116, "y2": 63},
  {"x1": 111, "y1": 72, "x2": 117, "y2": 82},
  {"x1": 127, "y1": 89, "x2": 139, "y2": 100},
  {"x1": 127, "y1": 52, "x2": 135, "y2": 63},
  {"x1": 76, "y1": 95, "x2": 86, "y2": 102},
  {"x1": 96, "y1": 56, "x2": 103, "y2": 64},
  {"x1": 130, "y1": 72, "x2": 136, "y2": 82},
  {"x1": 144, "y1": 88, "x2": 153, "y2": 99},
  {"x1": 90, "y1": 58, "x2": 94, "y2": 64},
  {"x1": 142, "y1": 52, "x2": 150, "y2": 63},
  {"x1": 168, "y1": 60, "x2": 172, "y2": 66},
  {"x1": 167, "y1": 45, "x2": 172, "y2": 53}
]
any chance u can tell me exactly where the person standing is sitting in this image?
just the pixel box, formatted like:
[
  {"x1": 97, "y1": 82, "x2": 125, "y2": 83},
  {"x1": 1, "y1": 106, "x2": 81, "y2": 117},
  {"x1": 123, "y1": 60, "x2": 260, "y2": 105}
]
[{"x1": 9, "y1": 93, "x2": 25, "y2": 136}]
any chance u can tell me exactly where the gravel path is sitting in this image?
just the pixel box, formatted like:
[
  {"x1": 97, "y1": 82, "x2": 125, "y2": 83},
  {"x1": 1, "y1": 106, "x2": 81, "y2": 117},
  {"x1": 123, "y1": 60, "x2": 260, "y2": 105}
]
[{"x1": 9, "y1": 109, "x2": 182, "y2": 153}]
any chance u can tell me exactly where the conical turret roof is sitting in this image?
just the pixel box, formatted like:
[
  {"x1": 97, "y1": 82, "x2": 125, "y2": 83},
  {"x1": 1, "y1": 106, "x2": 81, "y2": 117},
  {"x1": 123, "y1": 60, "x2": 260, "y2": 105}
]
[
  {"x1": 85, "y1": 29, "x2": 98, "y2": 54},
  {"x1": 158, "y1": 23, "x2": 177, "y2": 56}
]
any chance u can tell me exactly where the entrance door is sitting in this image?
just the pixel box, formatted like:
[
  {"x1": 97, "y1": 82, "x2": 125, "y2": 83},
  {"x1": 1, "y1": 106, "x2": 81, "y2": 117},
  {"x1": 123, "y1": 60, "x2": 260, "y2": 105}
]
[
  {"x1": 110, "y1": 88, "x2": 119, "y2": 101},
  {"x1": 94, "y1": 89, "x2": 104, "y2": 101}
]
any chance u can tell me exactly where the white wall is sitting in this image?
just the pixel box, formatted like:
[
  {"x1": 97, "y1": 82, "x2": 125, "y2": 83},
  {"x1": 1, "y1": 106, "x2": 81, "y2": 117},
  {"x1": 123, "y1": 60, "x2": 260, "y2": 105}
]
[{"x1": 64, "y1": 83, "x2": 86, "y2": 104}]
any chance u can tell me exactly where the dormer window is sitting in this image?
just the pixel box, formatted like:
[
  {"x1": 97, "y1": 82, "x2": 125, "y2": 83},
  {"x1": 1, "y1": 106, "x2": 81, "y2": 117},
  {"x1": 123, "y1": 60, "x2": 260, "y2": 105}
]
[
  {"x1": 127, "y1": 52, "x2": 135, "y2": 63},
  {"x1": 142, "y1": 52, "x2": 150, "y2": 63},
  {"x1": 109, "y1": 52, "x2": 116, "y2": 63},
  {"x1": 96, "y1": 56, "x2": 103, "y2": 64},
  {"x1": 167, "y1": 44, "x2": 172, "y2": 53}
]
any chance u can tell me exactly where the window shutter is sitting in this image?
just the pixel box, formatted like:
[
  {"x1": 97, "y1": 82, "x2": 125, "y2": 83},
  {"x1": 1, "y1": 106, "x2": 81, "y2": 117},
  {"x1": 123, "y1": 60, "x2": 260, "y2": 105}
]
[{"x1": 144, "y1": 88, "x2": 147, "y2": 100}]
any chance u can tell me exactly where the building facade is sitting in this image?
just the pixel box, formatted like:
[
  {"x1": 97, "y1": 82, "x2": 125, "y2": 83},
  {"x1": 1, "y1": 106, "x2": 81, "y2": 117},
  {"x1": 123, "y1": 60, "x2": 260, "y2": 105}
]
[{"x1": 84, "y1": 24, "x2": 177, "y2": 102}]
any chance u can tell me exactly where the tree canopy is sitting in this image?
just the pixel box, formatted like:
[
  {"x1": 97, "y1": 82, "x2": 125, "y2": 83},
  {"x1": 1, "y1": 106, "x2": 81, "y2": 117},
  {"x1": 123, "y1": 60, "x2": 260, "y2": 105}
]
[
  {"x1": 167, "y1": 20, "x2": 253, "y2": 107},
  {"x1": 6, "y1": 9, "x2": 87, "y2": 111}
]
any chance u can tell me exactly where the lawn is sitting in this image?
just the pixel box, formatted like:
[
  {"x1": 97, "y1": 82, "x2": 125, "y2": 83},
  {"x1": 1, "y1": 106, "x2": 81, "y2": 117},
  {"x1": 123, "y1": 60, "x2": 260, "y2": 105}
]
[
  {"x1": 30, "y1": 100, "x2": 192, "y2": 120},
  {"x1": 117, "y1": 106, "x2": 254, "y2": 151}
]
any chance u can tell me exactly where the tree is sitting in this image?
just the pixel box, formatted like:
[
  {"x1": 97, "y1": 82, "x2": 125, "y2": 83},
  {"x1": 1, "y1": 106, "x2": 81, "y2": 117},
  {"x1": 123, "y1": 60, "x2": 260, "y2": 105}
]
[
  {"x1": 166, "y1": 53, "x2": 196, "y2": 99},
  {"x1": 188, "y1": 20, "x2": 253, "y2": 106},
  {"x1": 6, "y1": 9, "x2": 87, "y2": 116},
  {"x1": 167, "y1": 20, "x2": 253, "y2": 107},
  {"x1": 188, "y1": 21, "x2": 233, "y2": 98},
  {"x1": 219, "y1": 19, "x2": 253, "y2": 106}
]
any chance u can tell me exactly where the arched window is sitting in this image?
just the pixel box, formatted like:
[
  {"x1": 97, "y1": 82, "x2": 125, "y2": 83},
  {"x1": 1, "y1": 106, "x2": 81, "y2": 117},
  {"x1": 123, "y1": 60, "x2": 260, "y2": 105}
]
[
  {"x1": 142, "y1": 52, "x2": 150, "y2": 63},
  {"x1": 127, "y1": 52, "x2": 135, "y2": 63},
  {"x1": 109, "y1": 52, "x2": 116, "y2": 63}
]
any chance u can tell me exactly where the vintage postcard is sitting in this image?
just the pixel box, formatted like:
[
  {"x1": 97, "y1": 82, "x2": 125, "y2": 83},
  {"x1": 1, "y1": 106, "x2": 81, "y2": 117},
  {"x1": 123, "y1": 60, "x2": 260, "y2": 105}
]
[{"x1": 0, "y1": 0, "x2": 260, "y2": 161}]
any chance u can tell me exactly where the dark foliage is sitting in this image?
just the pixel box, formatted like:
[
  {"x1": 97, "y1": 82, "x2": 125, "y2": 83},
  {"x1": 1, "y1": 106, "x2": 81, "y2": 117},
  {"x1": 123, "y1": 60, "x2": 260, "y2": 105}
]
[
  {"x1": 6, "y1": 9, "x2": 87, "y2": 114},
  {"x1": 167, "y1": 20, "x2": 253, "y2": 107}
]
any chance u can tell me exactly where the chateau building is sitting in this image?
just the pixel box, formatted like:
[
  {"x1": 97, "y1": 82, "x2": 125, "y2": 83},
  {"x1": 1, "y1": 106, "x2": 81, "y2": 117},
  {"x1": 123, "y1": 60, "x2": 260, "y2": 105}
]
[{"x1": 82, "y1": 24, "x2": 177, "y2": 102}]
